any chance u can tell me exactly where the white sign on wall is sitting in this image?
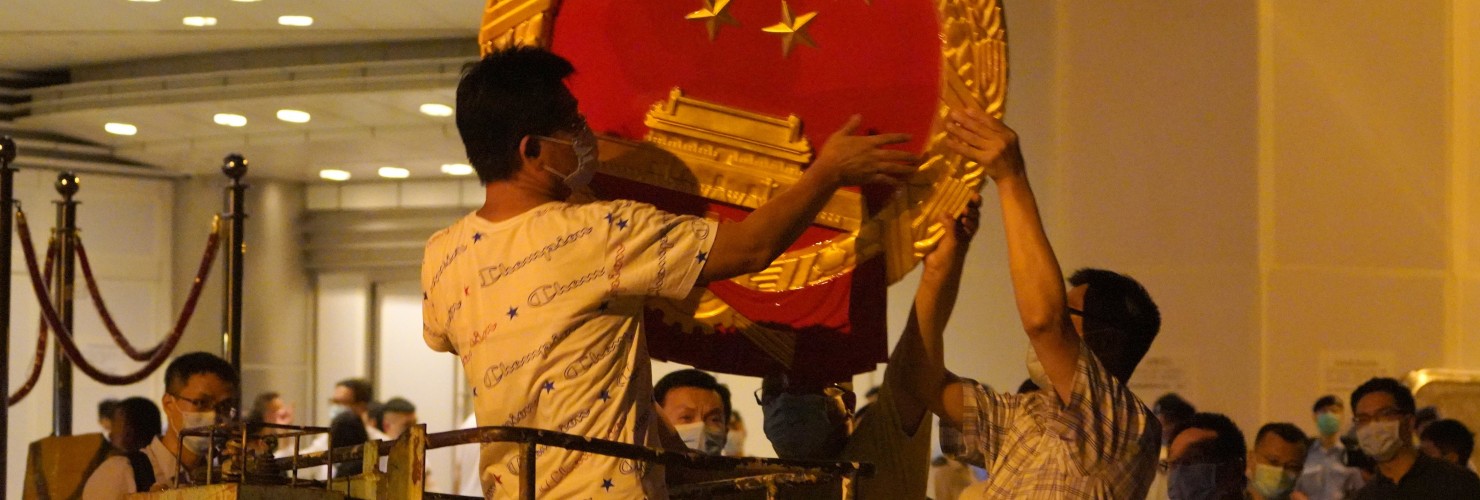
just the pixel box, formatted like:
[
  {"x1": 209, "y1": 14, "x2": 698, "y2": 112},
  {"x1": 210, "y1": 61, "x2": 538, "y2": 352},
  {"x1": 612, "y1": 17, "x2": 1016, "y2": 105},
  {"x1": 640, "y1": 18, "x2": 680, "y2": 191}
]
[{"x1": 1129, "y1": 353, "x2": 1195, "y2": 399}]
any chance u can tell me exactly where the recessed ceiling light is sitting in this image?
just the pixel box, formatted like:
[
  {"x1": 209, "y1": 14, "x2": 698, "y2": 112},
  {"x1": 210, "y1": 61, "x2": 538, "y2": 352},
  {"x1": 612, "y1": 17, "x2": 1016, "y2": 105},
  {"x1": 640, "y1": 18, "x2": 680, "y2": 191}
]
[
  {"x1": 276, "y1": 109, "x2": 311, "y2": 123},
  {"x1": 319, "y1": 169, "x2": 351, "y2": 181},
  {"x1": 441, "y1": 163, "x2": 475, "y2": 176},
  {"x1": 378, "y1": 166, "x2": 410, "y2": 179},
  {"x1": 419, "y1": 103, "x2": 453, "y2": 117},
  {"x1": 129, "y1": 0, "x2": 161, "y2": 3},
  {"x1": 182, "y1": 16, "x2": 218, "y2": 27},
  {"x1": 213, "y1": 113, "x2": 248, "y2": 127},
  {"x1": 278, "y1": 16, "x2": 314, "y2": 27},
  {"x1": 231, "y1": 0, "x2": 261, "y2": 2},
  {"x1": 104, "y1": 123, "x2": 138, "y2": 136}
]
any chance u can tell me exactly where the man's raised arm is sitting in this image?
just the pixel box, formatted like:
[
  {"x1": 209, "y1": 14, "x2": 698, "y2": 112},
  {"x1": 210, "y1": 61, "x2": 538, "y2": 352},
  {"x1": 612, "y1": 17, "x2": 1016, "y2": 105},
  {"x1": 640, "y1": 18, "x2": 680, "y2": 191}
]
[
  {"x1": 897, "y1": 196, "x2": 981, "y2": 427},
  {"x1": 944, "y1": 109, "x2": 1080, "y2": 405},
  {"x1": 699, "y1": 115, "x2": 919, "y2": 284}
]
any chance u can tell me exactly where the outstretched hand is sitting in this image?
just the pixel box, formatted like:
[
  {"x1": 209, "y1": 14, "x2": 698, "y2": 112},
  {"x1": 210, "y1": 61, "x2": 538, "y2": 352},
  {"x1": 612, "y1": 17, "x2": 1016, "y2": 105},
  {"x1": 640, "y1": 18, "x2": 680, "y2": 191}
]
[
  {"x1": 944, "y1": 107, "x2": 1024, "y2": 182},
  {"x1": 811, "y1": 115, "x2": 920, "y2": 186}
]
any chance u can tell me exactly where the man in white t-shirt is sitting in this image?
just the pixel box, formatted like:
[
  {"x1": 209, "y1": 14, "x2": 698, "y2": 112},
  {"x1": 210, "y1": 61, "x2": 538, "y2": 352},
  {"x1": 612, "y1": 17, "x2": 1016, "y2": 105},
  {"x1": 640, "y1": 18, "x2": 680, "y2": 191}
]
[{"x1": 421, "y1": 45, "x2": 918, "y2": 499}]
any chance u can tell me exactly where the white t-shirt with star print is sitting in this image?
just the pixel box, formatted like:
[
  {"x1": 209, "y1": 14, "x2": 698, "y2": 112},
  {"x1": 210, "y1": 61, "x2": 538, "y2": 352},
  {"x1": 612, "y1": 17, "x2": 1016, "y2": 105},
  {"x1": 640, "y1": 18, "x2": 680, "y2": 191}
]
[{"x1": 422, "y1": 200, "x2": 717, "y2": 499}]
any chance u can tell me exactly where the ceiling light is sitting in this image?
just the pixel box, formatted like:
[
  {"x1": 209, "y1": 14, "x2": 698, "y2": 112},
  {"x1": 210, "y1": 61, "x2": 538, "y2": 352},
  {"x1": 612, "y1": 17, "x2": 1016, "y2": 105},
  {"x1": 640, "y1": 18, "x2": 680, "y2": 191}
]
[
  {"x1": 419, "y1": 103, "x2": 453, "y2": 117},
  {"x1": 129, "y1": 0, "x2": 161, "y2": 3},
  {"x1": 276, "y1": 109, "x2": 311, "y2": 123},
  {"x1": 319, "y1": 169, "x2": 351, "y2": 181},
  {"x1": 231, "y1": 0, "x2": 261, "y2": 2},
  {"x1": 213, "y1": 113, "x2": 248, "y2": 127},
  {"x1": 278, "y1": 16, "x2": 314, "y2": 27},
  {"x1": 182, "y1": 16, "x2": 218, "y2": 27},
  {"x1": 378, "y1": 167, "x2": 410, "y2": 179},
  {"x1": 104, "y1": 123, "x2": 138, "y2": 136},
  {"x1": 441, "y1": 163, "x2": 475, "y2": 176}
]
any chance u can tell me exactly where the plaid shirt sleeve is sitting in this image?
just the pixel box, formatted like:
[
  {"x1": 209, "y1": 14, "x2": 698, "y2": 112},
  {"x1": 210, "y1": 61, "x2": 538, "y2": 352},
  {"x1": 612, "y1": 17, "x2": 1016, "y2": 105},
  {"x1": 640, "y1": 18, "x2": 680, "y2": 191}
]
[
  {"x1": 940, "y1": 380, "x2": 1025, "y2": 468},
  {"x1": 1041, "y1": 340, "x2": 1157, "y2": 477}
]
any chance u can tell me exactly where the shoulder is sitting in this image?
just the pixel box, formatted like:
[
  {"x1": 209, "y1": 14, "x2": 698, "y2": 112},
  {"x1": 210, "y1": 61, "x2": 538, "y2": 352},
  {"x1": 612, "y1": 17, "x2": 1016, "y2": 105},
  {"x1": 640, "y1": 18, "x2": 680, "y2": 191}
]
[{"x1": 83, "y1": 455, "x2": 134, "y2": 491}]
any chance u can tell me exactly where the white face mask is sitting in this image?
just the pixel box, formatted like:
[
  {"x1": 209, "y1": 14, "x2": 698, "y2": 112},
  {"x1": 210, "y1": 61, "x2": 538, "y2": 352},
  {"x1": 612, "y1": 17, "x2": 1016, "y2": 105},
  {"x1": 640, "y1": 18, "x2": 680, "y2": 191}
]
[
  {"x1": 1356, "y1": 419, "x2": 1403, "y2": 462},
  {"x1": 723, "y1": 429, "x2": 746, "y2": 456},
  {"x1": 179, "y1": 409, "x2": 217, "y2": 455},
  {"x1": 329, "y1": 404, "x2": 350, "y2": 422},
  {"x1": 674, "y1": 421, "x2": 727, "y2": 456},
  {"x1": 540, "y1": 122, "x2": 599, "y2": 190},
  {"x1": 1250, "y1": 463, "x2": 1298, "y2": 498},
  {"x1": 1026, "y1": 348, "x2": 1052, "y2": 390}
]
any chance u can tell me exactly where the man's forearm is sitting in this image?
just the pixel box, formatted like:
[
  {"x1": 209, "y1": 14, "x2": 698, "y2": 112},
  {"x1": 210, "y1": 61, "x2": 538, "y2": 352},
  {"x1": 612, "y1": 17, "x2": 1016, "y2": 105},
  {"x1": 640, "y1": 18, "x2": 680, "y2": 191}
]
[
  {"x1": 898, "y1": 249, "x2": 968, "y2": 425},
  {"x1": 994, "y1": 173, "x2": 1077, "y2": 403},
  {"x1": 703, "y1": 169, "x2": 841, "y2": 281}
]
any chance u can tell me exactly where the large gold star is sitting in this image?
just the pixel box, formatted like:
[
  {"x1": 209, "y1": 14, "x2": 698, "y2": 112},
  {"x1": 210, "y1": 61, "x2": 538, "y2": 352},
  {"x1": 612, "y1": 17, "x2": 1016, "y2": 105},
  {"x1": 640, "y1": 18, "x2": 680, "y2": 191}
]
[
  {"x1": 685, "y1": 0, "x2": 740, "y2": 42},
  {"x1": 762, "y1": 1, "x2": 819, "y2": 58}
]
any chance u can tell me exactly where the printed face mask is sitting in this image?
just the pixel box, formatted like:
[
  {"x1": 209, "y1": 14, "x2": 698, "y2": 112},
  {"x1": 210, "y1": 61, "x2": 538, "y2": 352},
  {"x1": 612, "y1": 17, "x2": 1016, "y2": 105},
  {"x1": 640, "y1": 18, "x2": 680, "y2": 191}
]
[
  {"x1": 1356, "y1": 420, "x2": 1403, "y2": 462},
  {"x1": 1250, "y1": 463, "x2": 1297, "y2": 498},
  {"x1": 675, "y1": 421, "x2": 727, "y2": 456}
]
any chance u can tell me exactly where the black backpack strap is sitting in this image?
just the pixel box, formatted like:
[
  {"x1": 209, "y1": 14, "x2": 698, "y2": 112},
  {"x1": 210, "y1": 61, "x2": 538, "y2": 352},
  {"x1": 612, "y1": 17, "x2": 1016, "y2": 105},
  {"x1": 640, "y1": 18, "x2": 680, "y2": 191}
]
[{"x1": 125, "y1": 450, "x2": 155, "y2": 492}]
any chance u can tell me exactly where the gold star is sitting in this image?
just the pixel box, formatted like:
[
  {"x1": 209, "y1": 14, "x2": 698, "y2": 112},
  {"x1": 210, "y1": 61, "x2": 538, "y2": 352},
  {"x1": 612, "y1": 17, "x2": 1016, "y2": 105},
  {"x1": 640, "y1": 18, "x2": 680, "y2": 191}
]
[
  {"x1": 685, "y1": 0, "x2": 739, "y2": 42},
  {"x1": 762, "y1": 1, "x2": 818, "y2": 58}
]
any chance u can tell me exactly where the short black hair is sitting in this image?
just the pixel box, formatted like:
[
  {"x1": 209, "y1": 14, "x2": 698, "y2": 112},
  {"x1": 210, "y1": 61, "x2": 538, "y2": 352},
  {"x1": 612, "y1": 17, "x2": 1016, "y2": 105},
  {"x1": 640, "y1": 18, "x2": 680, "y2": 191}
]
[
  {"x1": 98, "y1": 398, "x2": 120, "y2": 420},
  {"x1": 654, "y1": 369, "x2": 732, "y2": 423},
  {"x1": 113, "y1": 397, "x2": 162, "y2": 451},
  {"x1": 383, "y1": 397, "x2": 416, "y2": 414},
  {"x1": 1154, "y1": 393, "x2": 1197, "y2": 423},
  {"x1": 1350, "y1": 377, "x2": 1415, "y2": 416},
  {"x1": 1255, "y1": 422, "x2": 1308, "y2": 449},
  {"x1": 1312, "y1": 394, "x2": 1343, "y2": 414},
  {"x1": 456, "y1": 46, "x2": 580, "y2": 184},
  {"x1": 1171, "y1": 412, "x2": 1247, "y2": 465},
  {"x1": 1415, "y1": 406, "x2": 1440, "y2": 427},
  {"x1": 336, "y1": 378, "x2": 374, "y2": 405},
  {"x1": 1421, "y1": 419, "x2": 1474, "y2": 464},
  {"x1": 1068, "y1": 268, "x2": 1160, "y2": 382},
  {"x1": 164, "y1": 352, "x2": 238, "y2": 394}
]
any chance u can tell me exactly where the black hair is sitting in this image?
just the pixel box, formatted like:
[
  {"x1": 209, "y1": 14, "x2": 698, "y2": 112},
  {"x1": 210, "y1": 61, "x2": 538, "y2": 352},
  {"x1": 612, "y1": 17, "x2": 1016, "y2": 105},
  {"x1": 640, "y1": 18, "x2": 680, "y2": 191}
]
[
  {"x1": 1067, "y1": 268, "x2": 1160, "y2": 382},
  {"x1": 113, "y1": 397, "x2": 162, "y2": 452},
  {"x1": 1154, "y1": 393, "x2": 1197, "y2": 423},
  {"x1": 336, "y1": 378, "x2": 374, "y2": 405},
  {"x1": 456, "y1": 45, "x2": 580, "y2": 184},
  {"x1": 1016, "y1": 378, "x2": 1040, "y2": 394},
  {"x1": 1171, "y1": 412, "x2": 1247, "y2": 465},
  {"x1": 246, "y1": 392, "x2": 281, "y2": 425},
  {"x1": 1415, "y1": 406, "x2": 1440, "y2": 427},
  {"x1": 383, "y1": 397, "x2": 416, "y2": 414},
  {"x1": 1350, "y1": 377, "x2": 1415, "y2": 415},
  {"x1": 1421, "y1": 419, "x2": 1474, "y2": 464},
  {"x1": 98, "y1": 398, "x2": 120, "y2": 420},
  {"x1": 1255, "y1": 422, "x2": 1308, "y2": 449},
  {"x1": 164, "y1": 352, "x2": 238, "y2": 394},
  {"x1": 654, "y1": 369, "x2": 732, "y2": 423},
  {"x1": 1312, "y1": 394, "x2": 1343, "y2": 414}
]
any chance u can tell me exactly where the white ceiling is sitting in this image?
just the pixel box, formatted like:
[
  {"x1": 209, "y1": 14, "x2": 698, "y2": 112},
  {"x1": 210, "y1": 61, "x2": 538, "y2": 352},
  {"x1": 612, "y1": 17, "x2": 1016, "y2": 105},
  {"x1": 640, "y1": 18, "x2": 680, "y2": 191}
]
[{"x1": 1, "y1": 0, "x2": 485, "y2": 182}]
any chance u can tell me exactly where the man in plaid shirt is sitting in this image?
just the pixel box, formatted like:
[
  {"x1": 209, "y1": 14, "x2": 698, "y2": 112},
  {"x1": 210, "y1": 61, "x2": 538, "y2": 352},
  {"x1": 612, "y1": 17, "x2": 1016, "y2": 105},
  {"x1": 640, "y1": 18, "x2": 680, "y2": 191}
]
[{"x1": 897, "y1": 107, "x2": 1163, "y2": 499}]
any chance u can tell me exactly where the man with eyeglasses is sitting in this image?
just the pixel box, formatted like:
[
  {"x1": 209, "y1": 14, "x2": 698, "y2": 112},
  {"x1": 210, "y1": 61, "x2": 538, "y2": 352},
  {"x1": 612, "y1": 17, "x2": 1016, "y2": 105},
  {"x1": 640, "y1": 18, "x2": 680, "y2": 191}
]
[
  {"x1": 422, "y1": 46, "x2": 918, "y2": 499},
  {"x1": 1348, "y1": 377, "x2": 1480, "y2": 499},
  {"x1": 83, "y1": 352, "x2": 238, "y2": 498},
  {"x1": 1245, "y1": 423, "x2": 1308, "y2": 500},
  {"x1": 1163, "y1": 412, "x2": 1247, "y2": 500}
]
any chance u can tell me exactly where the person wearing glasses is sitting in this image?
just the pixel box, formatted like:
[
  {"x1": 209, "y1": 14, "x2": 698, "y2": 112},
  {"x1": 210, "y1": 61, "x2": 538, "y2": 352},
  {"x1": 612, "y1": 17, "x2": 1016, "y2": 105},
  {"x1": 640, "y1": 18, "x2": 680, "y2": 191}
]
[
  {"x1": 421, "y1": 45, "x2": 918, "y2": 499},
  {"x1": 899, "y1": 105, "x2": 1164, "y2": 499},
  {"x1": 1163, "y1": 412, "x2": 1248, "y2": 499},
  {"x1": 1348, "y1": 377, "x2": 1480, "y2": 499},
  {"x1": 1245, "y1": 423, "x2": 1308, "y2": 500},
  {"x1": 83, "y1": 352, "x2": 238, "y2": 498}
]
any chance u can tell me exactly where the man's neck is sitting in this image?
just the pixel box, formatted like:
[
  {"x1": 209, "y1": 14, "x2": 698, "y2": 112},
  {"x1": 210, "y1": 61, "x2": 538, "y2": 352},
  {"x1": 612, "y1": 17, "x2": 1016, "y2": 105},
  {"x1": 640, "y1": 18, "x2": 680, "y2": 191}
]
[
  {"x1": 161, "y1": 427, "x2": 200, "y2": 468},
  {"x1": 1319, "y1": 433, "x2": 1341, "y2": 449},
  {"x1": 1377, "y1": 447, "x2": 1420, "y2": 484},
  {"x1": 478, "y1": 179, "x2": 563, "y2": 223}
]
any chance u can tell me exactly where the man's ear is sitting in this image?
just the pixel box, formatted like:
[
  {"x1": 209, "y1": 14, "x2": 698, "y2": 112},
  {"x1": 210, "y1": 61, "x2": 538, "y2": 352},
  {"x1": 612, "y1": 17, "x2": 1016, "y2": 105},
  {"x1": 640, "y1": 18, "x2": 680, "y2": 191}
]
[{"x1": 521, "y1": 135, "x2": 541, "y2": 159}]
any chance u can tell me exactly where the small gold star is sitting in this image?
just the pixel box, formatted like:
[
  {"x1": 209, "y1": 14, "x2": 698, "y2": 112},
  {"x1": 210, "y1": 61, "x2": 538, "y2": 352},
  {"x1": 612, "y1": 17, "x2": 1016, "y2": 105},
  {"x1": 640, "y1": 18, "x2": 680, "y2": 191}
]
[
  {"x1": 685, "y1": 0, "x2": 740, "y2": 42},
  {"x1": 762, "y1": 1, "x2": 819, "y2": 58}
]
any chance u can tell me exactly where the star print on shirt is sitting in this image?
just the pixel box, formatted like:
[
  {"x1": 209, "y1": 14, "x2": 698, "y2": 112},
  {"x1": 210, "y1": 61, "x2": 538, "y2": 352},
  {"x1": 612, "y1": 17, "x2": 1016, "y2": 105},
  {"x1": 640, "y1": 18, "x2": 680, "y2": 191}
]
[
  {"x1": 616, "y1": 218, "x2": 629, "y2": 230},
  {"x1": 696, "y1": 251, "x2": 708, "y2": 262},
  {"x1": 604, "y1": 212, "x2": 615, "y2": 224},
  {"x1": 472, "y1": 232, "x2": 483, "y2": 243},
  {"x1": 506, "y1": 306, "x2": 519, "y2": 319},
  {"x1": 598, "y1": 390, "x2": 611, "y2": 402},
  {"x1": 542, "y1": 380, "x2": 556, "y2": 393},
  {"x1": 601, "y1": 478, "x2": 614, "y2": 491}
]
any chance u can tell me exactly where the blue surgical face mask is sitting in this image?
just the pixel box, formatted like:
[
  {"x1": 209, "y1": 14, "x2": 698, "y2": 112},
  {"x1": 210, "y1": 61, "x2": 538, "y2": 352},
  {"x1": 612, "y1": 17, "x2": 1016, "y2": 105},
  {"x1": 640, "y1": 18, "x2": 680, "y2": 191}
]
[
  {"x1": 1167, "y1": 463, "x2": 1219, "y2": 500},
  {"x1": 1250, "y1": 463, "x2": 1297, "y2": 498},
  {"x1": 1316, "y1": 412, "x2": 1341, "y2": 437}
]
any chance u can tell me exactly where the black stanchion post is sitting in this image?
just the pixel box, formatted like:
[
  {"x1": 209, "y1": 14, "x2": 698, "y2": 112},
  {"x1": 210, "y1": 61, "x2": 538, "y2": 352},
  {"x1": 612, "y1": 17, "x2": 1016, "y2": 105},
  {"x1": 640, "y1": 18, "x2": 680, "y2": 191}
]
[
  {"x1": 1, "y1": 136, "x2": 18, "y2": 495},
  {"x1": 220, "y1": 154, "x2": 247, "y2": 414},
  {"x1": 53, "y1": 172, "x2": 79, "y2": 436}
]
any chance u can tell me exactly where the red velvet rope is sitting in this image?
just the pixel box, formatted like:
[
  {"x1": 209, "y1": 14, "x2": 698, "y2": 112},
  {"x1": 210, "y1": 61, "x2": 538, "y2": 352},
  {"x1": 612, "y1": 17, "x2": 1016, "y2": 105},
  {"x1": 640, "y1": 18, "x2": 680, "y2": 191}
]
[
  {"x1": 13, "y1": 207, "x2": 222, "y2": 385},
  {"x1": 7, "y1": 237, "x2": 56, "y2": 406},
  {"x1": 75, "y1": 237, "x2": 165, "y2": 361}
]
